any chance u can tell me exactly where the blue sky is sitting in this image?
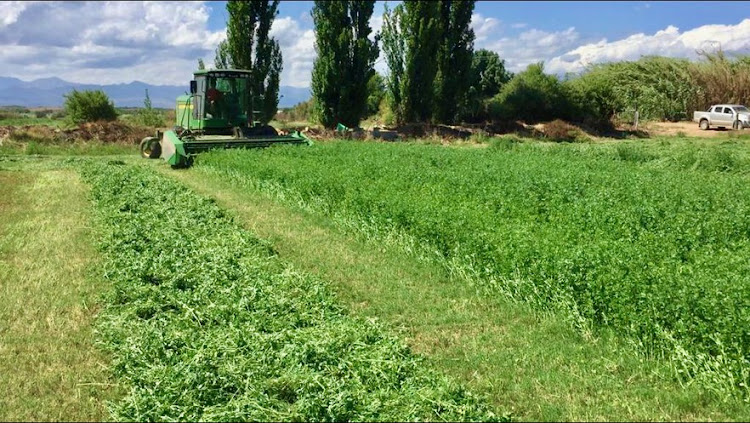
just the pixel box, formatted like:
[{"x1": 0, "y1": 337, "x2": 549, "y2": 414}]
[
  {"x1": 206, "y1": 1, "x2": 750, "y2": 40},
  {"x1": 1, "y1": 1, "x2": 749, "y2": 88}
]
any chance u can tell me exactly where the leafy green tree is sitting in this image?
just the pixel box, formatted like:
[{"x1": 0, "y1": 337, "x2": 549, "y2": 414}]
[
  {"x1": 214, "y1": 0, "x2": 283, "y2": 124},
  {"x1": 463, "y1": 49, "x2": 512, "y2": 121},
  {"x1": 402, "y1": 1, "x2": 441, "y2": 123},
  {"x1": 366, "y1": 72, "x2": 386, "y2": 117},
  {"x1": 381, "y1": 3, "x2": 405, "y2": 124},
  {"x1": 197, "y1": 58, "x2": 205, "y2": 70},
  {"x1": 136, "y1": 89, "x2": 165, "y2": 128},
  {"x1": 566, "y1": 56, "x2": 695, "y2": 124},
  {"x1": 470, "y1": 49, "x2": 512, "y2": 98},
  {"x1": 311, "y1": 1, "x2": 379, "y2": 128},
  {"x1": 489, "y1": 62, "x2": 568, "y2": 123},
  {"x1": 63, "y1": 89, "x2": 118, "y2": 124},
  {"x1": 382, "y1": 1, "x2": 441, "y2": 124},
  {"x1": 433, "y1": 0, "x2": 475, "y2": 124},
  {"x1": 214, "y1": 40, "x2": 230, "y2": 69}
]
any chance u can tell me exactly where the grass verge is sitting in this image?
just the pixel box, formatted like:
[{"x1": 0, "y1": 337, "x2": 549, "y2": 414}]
[{"x1": 0, "y1": 165, "x2": 114, "y2": 421}]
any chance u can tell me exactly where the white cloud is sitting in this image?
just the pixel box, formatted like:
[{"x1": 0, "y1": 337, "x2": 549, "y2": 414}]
[
  {"x1": 4, "y1": 2, "x2": 750, "y2": 90},
  {"x1": 0, "y1": 1, "x2": 224, "y2": 85},
  {"x1": 546, "y1": 19, "x2": 750, "y2": 75},
  {"x1": 482, "y1": 27, "x2": 581, "y2": 72},
  {"x1": 471, "y1": 13, "x2": 501, "y2": 43},
  {"x1": 0, "y1": 1, "x2": 317, "y2": 87},
  {"x1": 268, "y1": 17, "x2": 317, "y2": 88},
  {"x1": 0, "y1": 1, "x2": 29, "y2": 26},
  {"x1": 470, "y1": 13, "x2": 581, "y2": 73}
]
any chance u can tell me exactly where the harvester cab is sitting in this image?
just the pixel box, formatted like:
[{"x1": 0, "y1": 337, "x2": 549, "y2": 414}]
[{"x1": 140, "y1": 69, "x2": 311, "y2": 168}]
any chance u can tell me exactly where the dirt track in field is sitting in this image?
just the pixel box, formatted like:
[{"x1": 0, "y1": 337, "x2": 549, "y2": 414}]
[{"x1": 643, "y1": 121, "x2": 745, "y2": 138}]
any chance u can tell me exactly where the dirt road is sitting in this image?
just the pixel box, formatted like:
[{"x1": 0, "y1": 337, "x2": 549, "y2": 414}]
[{"x1": 644, "y1": 121, "x2": 745, "y2": 138}]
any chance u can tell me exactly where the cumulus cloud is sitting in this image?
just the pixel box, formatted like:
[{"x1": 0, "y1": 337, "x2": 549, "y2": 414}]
[
  {"x1": 471, "y1": 13, "x2": 501, "y2": 44},
  {"x1": 0, "y1": 1, "x2": 29, "y2": 27},
  {"x1": 0, "y1": 1, "x2": 223, "y2": 85},
  {"x1": 546, "y1": 19, "x2": 750, "y2": 75},
  {"x1": 268, "y1": 17, "x2": 317, "y2": 88},
  {"x1": 4, "y1": 2, "x2": 750, "y2": 89},
  {"x1": 483, "y1": 26, "x2": 581, "y2": 72},
  {"x1": 470, "y1": 13, "x2": 581, "y2": 72},
  {"x1": 0, "y1": 1, "x2": 318, "y2": 87}
]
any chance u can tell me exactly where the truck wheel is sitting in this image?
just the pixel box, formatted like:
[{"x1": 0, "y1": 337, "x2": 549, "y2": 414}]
[
  {"x1": 140, "y1": 137, "x2": 161, "y2": 159},
  {"x1": 699, "y1": 119, "x2": 709, "y2": 130},
  {"x1": 734, "y1": 120, "x2": 743, "y2": 130}
]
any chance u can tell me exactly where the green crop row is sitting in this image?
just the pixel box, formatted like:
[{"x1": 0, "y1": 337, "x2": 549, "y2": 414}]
[
  {"x1": 198, "y1": 141, "x2": 750, "y2": 399},
  {"x1": 79, "y1": 160, "x2": 500, "y2": 422}
]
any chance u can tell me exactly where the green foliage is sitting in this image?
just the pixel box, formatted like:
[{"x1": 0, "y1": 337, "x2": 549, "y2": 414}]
[
  {"x1": 489, "y1": 63, "x2": 569, "y2": 123},
  {"x1": 311, "y1": 0, "x2": 379, "y2": 128},
  {"x1": 381, "y1": 4, "x2": 405, "y2": 124},
  {"x1": 561, "y1": 52, "x2": 750, "y2": 126},
  {"x1": 690, "y1": 50, "x2": 750, "y2": 110},
  {"x1": 79, "y1": 161, "x2": 500, "y2": 422},
  {"x1": 214, "y1": 40, "x2": 230, "y2": 70},
  {"x1": 402, "y1": 1, "x2": 441, "y2": 123},
  {"x1": 63, "y1": 89, "x2": 117, "y2": 125},
  {"x1": 382, "y1": 1, "x2": 441, "y2": 124},
  {"x1": 34, "y1": 109, "x2": 51, "y2": 119},
  {"x1": 197, "y1": 58, "x2": 206, "y2": 70},
  {"x1": 471, "y1": 50, "x2": 513, "y2": 98},
  {"x1": 433, "y1": 0, "x2": 475, "y2": 124},
  {"x1": 0, "y1": 111, "x2": 22, "y2": 120},
  {"x1": 133, "y1": 89, "x2": 164, "y2": 128},
  {"x1": 464, "y1": 49, "x2": 513, "y2": 121},
  {"x1": 217, "y1": 0, "x2": 283, "y2": 124},
  {"x1": 568, "y1": 56, "x2": 695, "y2": 123},
  {"x1": 200, "y1": 141, "x2": 750, "y2": 400},
  {"x1": 0, "y1": 105, "x2": 30, "y2": 114},
  {"x1": 366, "y1": 72, "x2": 386, "y2": 117},
  {"x1": 279, "y1": 99, "x2": 314, "y2": 124},
  {"x1": 480, "y1": 52, "x2": 750, "y2": 128}
]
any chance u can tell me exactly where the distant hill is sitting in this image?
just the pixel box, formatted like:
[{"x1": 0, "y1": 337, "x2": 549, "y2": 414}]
[{"x1": 0, "y1": 76, "x2": 311, "y2": 109}]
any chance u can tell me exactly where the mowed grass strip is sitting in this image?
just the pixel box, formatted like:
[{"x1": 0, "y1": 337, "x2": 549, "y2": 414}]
[
  {"x1": 0, "y1": 168, "x2": 113, "y2": 421},
  {"x1": 168, "y1": 161, "x2": 749, "y2": 422},
  {"x1": 80, "y1": 160, "x2": 499, "y2": 422}
]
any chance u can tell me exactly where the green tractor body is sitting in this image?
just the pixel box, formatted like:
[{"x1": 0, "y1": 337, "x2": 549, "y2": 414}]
[{"x1": 141, "y1": 69, "x2": 311, "y2": 167}]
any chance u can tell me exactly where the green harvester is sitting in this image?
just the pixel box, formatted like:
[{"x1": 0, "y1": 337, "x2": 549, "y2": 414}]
[{"x1": 140, "y1": 69, "x2": 311, "y2": 168}]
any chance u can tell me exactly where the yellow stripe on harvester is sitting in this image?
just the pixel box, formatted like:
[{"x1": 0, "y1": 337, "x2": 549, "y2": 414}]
[{"x1": 177, "y1": 104, "x2": 193, "y2": 109}]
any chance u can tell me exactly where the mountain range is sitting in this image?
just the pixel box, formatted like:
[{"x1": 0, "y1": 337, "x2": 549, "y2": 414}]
[{"x1": 0, "y1": 76, "x2": 311, "y2": 109}]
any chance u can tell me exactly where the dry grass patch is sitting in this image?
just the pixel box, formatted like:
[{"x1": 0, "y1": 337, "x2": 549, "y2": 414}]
[{"x1": 0, "y1": 169, "x2": 114, "y2": 421}]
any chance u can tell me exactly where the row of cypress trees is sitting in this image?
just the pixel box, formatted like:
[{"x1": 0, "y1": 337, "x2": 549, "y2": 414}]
[
  {"x1": 213, "y1": 0, "x2": 478, "y2": 129},
  {"x1": 311, "y1": 1, "x2": 477, "y2": 128}
]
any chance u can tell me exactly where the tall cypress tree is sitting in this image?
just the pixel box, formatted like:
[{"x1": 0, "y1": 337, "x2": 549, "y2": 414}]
[
  {"x1": 434, "y1": 0, "x2": 475, "y2": 124},
  {"x1": 311, "y1": 1, "x2": 379, "y2": 129},
  {"x1": 214, "y1": 0, "x2": 282, "y2": 124},
  {"x1": 381, "y1": 3, "x2": 405, "y2": 124},
  {"x1": 382, "y1": 1, "x2": 441, "y2": 124}
]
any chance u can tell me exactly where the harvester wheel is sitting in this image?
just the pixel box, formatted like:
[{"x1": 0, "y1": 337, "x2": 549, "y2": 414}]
[{"x1": 140, "y1": 137, "x2": 161, "y2": 159}]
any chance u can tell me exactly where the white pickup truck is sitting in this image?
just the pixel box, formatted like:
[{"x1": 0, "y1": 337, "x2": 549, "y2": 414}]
[{"x1": 693, "y1": 104, "x2": 749, "y2": 130}]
